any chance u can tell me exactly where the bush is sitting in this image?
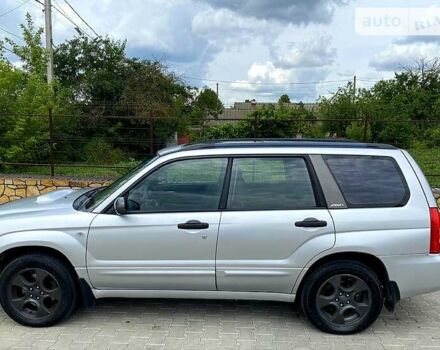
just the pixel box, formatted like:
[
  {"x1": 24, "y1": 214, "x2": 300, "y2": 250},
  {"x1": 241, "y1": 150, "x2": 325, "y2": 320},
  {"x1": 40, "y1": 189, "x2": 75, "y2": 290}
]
[
  {"x1": 346, "y1": 122, "x2": 370, "y2": 141},
  {"x1": 83, "y1": 138, "x2": 126, "y2": 165},
  {"x1": 198, "y1": 123, "x2": 247, "y2": 140},
  {"x1": 424, "y1": 128, "x2": 440, "y2": 148}
]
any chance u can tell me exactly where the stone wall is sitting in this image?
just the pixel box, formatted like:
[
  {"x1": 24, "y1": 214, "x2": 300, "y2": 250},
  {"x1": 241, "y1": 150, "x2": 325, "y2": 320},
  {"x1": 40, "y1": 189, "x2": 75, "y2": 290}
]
[
  {"x1": 434, "y1": 189, "x2": 440, "y2": 208},
  {"x1": 0, "y1": 175, "x2": 439, "y2": 207},
  {"x1": 0, "y1": 176, "x2": 112, "y2": 204}
]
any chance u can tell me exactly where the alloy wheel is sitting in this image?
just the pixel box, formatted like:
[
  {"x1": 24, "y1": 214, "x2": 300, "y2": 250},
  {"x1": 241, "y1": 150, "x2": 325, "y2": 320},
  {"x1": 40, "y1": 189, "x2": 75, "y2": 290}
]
[
  {"x1": 316, "y1": 273, "x2": 371, "y2": 326},
  {"x1": 7, "y1": 268, "x2": 62, "y2": 320}
]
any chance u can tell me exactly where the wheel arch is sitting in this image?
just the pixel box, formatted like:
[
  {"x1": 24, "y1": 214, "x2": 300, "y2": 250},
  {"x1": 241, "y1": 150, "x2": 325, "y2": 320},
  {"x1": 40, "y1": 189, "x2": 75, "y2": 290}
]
[
  {"x1": 0, "y1": 246, "x2": 78, "y2": 278},
  {"x1": 0, "y1": 245, "x2": 95, "y2": 309},
  {"x1": 294, "y1": 251, "x2": 390, "y2": 301}
]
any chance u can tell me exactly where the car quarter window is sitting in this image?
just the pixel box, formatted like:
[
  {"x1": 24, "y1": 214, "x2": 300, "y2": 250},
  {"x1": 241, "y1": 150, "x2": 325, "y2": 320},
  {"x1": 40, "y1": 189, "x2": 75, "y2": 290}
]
[
  {"x1": 126, "y1": 158, "x2": 228, "y2": 212},
  {"x1": 323, "y1": 155, "x2": 409, "y2": 208},
  {"x1": 227, "y1": 157, "x2": 317, "y2": 210}
]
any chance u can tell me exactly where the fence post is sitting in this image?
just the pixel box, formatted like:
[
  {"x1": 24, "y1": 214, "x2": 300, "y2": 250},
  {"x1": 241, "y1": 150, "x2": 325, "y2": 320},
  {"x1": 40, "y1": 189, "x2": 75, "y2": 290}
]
[
  {"x1": 362, "y1": 115, "x2": 368, "y2": 142},
  {"x1": 254, "y1": 113, "x2": 258, "y2": 138},
  {"x1": 48, "y1": 108, "x2": 55, "y2": 176},
  {"x1": 149, "y1": 111, "x2": 154, "y2": 156}
]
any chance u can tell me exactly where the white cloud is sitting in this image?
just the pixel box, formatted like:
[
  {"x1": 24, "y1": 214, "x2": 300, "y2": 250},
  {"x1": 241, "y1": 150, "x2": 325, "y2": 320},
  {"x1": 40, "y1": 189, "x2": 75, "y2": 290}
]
[
  {"x1": 202, "y1": 0, "x2": 350, "y2": 24},
  {"x1": 272, "y1": 35, "x2": 337, "y2": 69},
  {"x1": 370, "y1": 42, "x2": 440, "y2": 71},
  {"x1": 192, "y1": 8, "x2": 277, "y2": 51},
  {"x1": 226, "y1": 63, "x2": 335, "y2": 102},
  {"x1": 2, "y1": 0, "x2": 417, "y2": 103},
  {"x1": 221, "y1": 35, "x2": 338, "y2": 102}
]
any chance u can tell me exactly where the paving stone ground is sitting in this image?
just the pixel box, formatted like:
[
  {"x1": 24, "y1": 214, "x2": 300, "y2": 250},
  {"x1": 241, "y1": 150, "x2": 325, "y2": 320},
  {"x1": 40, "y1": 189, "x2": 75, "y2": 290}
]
[{"x1": 1, "y1": 292, "x2": 440, "y2": 349}]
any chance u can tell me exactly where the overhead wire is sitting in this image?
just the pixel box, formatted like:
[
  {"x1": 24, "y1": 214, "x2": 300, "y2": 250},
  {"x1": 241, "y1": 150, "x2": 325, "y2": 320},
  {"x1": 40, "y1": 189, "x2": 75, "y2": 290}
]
[
  {"x1": 1, "y1": 45, "x2": 20, "y2": 56},
  {"x1": 34, "y1": 0, "x2": 93, "y2": 39},
  {"x1": 0, "y1": 0, "x2": 32, "y2": 18},
  {"x1": 0, "y1": 26, "x2": 24, "y2": 41},
  {"x1": 183, "y1": 76, "x2": 352, "y2": 86},
  {"x1": 62, "y1": 0, "x2": 100, "y2": 37}
]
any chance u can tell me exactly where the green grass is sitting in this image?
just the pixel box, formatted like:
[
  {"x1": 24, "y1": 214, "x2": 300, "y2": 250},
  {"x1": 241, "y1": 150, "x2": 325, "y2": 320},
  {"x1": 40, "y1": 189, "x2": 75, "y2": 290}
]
[
  {"x1": 408, "y1": 148, "x2": 440, "y2": 188},
  {"x1": 0, "y1": 164, "x2": 131, "y2": 179}
]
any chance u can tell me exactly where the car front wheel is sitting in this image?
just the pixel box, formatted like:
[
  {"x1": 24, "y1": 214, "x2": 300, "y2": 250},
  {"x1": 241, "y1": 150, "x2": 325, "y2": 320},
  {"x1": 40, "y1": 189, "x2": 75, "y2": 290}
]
[
  {"x1": 0, "y1": 254, "x2": 77, "y2": 327},
  {"x1": 300, "y1": 260, "x2": 383, "y2": 334}
]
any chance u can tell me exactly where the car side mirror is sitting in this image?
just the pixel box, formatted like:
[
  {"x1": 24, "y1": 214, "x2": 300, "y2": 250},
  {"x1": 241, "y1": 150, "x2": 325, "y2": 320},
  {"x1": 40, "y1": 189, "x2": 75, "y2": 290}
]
[{"x1": 114, "y1": 197, "x2": 127, "y2": 215}]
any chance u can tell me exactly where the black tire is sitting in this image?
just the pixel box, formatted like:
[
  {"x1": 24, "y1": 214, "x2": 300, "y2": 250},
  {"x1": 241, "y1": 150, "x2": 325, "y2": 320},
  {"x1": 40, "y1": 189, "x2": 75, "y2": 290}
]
[
  {"x1": 0, "y1": 254, "x2": 77, "y2": 327},
  {"x1": 300, "y1": 260, "x2": 383, "y2": 334}
]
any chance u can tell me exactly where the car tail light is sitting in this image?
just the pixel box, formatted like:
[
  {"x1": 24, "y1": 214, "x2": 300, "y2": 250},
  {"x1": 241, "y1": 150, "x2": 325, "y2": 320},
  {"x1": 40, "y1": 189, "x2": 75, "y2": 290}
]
[{"x1": 430, "y1": 207, "x2": 440, "y2": 254}]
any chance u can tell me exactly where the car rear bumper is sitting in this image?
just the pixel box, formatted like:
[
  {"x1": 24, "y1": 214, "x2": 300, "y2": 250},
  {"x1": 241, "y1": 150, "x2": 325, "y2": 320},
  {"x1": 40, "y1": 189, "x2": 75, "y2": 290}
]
[{"x1": 381, "y1": 253, "x2": 440, "y2": 298}]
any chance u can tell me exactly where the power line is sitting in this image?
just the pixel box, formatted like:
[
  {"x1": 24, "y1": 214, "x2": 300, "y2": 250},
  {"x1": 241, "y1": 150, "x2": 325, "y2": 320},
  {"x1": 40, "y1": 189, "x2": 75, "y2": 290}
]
[
  {"x1": 0, "y1": 26, "x2": 24, "y2": 41},
  {"x1": 62, "y1": 0, "x2": 100, "y2": 37},
  {"x1": 205, "y1": 84, "x2": 350, "y2": 93},
  {"x1": 0, "y1": 0, "x2": 32, "y2": 18},
  {"x1": 1, "y1": 45, "x2": 20, "y2": 56},
  {"x1": 34, "y1": 0, "x2": 93, "y2": 39},
  {"x1": 51, "y1": 0, "x2": 93, "y2": 39},
  {"x1": 357, "y1": 79, "x2": 382, "y2": 83},
  {"x1": 183, "y1": 76, "x2": 352, "y2": 86}
]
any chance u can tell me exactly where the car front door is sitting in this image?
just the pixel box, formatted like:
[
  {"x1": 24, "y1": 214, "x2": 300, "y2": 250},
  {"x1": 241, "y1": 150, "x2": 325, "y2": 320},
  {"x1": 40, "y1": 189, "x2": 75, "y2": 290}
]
[
  {"x1": 87, "y1": 157, "x2": 228, "y2": 291},
  {"x1": 216, "y1": 156, "x2": 335, "y2": 294}
]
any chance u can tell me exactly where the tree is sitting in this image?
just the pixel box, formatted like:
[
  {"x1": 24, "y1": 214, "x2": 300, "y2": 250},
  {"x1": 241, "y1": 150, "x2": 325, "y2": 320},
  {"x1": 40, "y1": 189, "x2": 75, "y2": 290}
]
[
  {"x1": 0, "y1": 14, "x2": 75, "y2": 164},
  {"x1": 119, "y1": 59, "x2": 193, "y2": 152},
  {"x1": 278, "y1": 94, "x2": 291, "y2": 104},
  {"x1": 192, "y1": 88, "x2": 223, "y2": 121},
  {"x1": 316, "y1": 59, "x2": 440, "y2": 147},
  {"x1": 54, "y1": 32, "x2": 127, "y2": 106},
  {"x1": 318, "y1": 83, "x2": 357, "y2": 138},
  {"x1": 5, "y1": 14, "x2": 46, "y2": 77},
  {"x1": 198, "y1": 104, "x2": 322, "y2": 140}
]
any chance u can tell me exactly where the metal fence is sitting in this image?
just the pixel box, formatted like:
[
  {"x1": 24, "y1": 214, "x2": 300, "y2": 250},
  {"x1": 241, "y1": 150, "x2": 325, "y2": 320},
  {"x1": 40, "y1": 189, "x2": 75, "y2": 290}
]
[
  {"x1": 0, "y1": 111, "x2": 439, "y2": 186},
  {"x1": 0, "y1": 113, "x2": 165, "y2": 179}
]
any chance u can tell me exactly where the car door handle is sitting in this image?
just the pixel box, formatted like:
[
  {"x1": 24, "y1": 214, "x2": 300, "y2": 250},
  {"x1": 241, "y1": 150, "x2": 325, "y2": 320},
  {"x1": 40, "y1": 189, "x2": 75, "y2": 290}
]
[
  {"x1": 177, "y1": 220, "x2": 209, "y2": 230},
  {"x1": 295, "y1": 218, "x2": 327, "y2": 228}
]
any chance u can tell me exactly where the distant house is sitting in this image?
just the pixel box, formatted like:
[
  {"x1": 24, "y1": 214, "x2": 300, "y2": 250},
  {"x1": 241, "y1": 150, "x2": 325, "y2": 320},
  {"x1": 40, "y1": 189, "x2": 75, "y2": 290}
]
[{"x1": 205, "y1": 100, "x2": 317, "y2": 125}]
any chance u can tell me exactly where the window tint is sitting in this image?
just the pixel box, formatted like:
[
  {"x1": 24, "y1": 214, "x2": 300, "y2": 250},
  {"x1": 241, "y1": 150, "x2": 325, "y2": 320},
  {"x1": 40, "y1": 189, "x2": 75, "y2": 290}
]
[
  {"x1": 324, "y1": 155, "x2": 409, "y2": 207},
  {"x1": 126, "y1": 158, "x2": 228, "y2": 212},
  {"x1": 227, "y1": 157, "x2": 317, "y2": 210}
]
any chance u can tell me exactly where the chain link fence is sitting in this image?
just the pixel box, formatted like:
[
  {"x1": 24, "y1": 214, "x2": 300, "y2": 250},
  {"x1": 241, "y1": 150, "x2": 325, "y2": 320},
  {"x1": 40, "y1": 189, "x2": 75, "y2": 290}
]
[{"x1": 0, "y1": 111, "x2": 439, "y2": 186}]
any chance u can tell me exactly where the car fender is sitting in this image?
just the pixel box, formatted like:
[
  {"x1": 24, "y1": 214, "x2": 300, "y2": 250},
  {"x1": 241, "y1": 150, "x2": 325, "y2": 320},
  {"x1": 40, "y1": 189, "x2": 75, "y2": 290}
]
[{"x1": 0, "y1": 230, "x2": 87, "y2": 268}]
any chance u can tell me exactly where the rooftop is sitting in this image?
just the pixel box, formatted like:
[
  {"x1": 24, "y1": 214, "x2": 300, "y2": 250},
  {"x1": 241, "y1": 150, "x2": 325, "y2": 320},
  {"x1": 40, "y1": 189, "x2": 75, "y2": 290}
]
[{"x1": 158, "y1": 138, "x2": 396, "y2": 156}]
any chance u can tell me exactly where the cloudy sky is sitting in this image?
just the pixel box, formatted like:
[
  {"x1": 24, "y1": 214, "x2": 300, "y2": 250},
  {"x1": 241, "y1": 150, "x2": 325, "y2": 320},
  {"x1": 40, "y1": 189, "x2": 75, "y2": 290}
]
[{"x1": 1, "y1": 0, "x2": 439, "y2": 105}]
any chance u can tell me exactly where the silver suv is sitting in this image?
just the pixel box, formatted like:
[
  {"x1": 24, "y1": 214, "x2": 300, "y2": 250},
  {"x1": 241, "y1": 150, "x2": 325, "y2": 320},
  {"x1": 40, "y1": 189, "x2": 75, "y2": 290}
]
[{"x1": 0, "y1": 139, "x2": 439, "y2": 334}]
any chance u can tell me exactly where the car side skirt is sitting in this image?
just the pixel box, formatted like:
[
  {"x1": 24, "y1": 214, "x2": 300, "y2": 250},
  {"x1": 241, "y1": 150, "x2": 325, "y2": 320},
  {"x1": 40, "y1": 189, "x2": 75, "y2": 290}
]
[{"x1": 92, "y1": 289, "x2": 296, "y2": 303}]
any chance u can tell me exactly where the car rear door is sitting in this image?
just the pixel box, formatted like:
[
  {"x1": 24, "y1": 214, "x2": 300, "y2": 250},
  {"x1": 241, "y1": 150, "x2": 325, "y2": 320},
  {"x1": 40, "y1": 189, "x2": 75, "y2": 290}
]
[{"x1": 216, "y1": 156, "x2": 335, "y2": 294}]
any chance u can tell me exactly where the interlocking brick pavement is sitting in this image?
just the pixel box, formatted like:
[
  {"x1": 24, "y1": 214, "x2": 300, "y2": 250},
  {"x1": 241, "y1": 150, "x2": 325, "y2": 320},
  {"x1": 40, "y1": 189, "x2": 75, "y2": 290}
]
[{"x1": 1, "y1": 292, "x2": 440, "y2": 349}]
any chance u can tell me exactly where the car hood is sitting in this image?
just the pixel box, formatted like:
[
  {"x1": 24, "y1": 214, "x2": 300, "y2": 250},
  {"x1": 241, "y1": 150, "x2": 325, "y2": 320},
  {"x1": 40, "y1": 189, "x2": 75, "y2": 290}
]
[{"x1": 0, "y1": 188, "x2": 93, "y2": 217}]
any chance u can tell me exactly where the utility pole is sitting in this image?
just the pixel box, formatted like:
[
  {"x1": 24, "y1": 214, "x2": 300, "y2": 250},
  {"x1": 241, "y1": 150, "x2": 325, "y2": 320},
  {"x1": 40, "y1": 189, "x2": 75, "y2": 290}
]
[
  {"x1": 216, "y1": 82, "x2": 219, "y2": 97},
  {"x1": 45, "y1": 0, "x2": 54, "y2": 84},
  {"x1": 353, "y1": 74, "x2": 367, "y2": 141},
  {"x1": 353, "y1": 75, "x2": 357, "y2": 100},
  {"x1": 44, "y1": 0, "x2": 55, "y2": 176}
]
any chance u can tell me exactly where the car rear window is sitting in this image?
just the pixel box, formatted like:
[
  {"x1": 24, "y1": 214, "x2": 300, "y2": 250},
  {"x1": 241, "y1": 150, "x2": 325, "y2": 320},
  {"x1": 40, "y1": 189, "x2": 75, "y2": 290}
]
[
  {"x1": 323, "y1": 155, "x2": 409, "y2": 208},
  {"x1": 227, "y1": 157, "x2": 317, "y2": 210}
]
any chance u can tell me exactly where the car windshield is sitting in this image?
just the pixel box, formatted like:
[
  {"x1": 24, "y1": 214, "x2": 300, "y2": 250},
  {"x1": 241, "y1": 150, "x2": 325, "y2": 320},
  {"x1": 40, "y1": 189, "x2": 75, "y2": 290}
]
[{"x1": 80, "y1": 156, "x2": 158, "y2": 212}]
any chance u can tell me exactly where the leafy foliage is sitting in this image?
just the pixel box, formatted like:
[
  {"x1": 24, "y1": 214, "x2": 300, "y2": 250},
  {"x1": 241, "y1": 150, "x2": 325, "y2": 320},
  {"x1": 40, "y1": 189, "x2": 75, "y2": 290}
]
[
  {"x1": 201, "y1": 59, "x2": 440, "y2": 150},
  {"x1": 1, "y1": 14, "x2": 440, "y2": 180},
  {"x1": 0, "y1": 14, "x2": 224, "y2": 170},
  {"x1": 198, "y1": 103, "x2": 321, "y2": 140},
  {"x1": 278, "y1": 94, "x2": 291, "y2": 104}
]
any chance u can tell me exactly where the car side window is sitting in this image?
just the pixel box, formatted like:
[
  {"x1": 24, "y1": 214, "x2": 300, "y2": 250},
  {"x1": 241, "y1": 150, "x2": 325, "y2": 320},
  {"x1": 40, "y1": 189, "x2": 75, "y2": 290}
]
[
  {"x1": 126, "y1": 158, "x2": 228, "y2": 213},
  {"x1": 227, "y1": 157, "x2": 317, "y2": 210},
  {"x1": 323, "y1": 155, "x2": 409, "y2": 208}
]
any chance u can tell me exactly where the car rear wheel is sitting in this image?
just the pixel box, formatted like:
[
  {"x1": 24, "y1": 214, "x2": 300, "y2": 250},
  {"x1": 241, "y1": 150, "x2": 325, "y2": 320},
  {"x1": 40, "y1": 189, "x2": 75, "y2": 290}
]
[
  {"x1": 0, "y1": 254, "x2": 77, "y2": 327},
  {"x1": 300, "y1": 260, "x2": 383, "y2": 334}
]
